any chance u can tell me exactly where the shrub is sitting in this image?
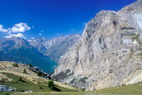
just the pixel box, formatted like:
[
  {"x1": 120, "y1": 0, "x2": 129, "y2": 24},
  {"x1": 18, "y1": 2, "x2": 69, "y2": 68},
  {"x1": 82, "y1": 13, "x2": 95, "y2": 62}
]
[
  {"x1": 81, "y1": 89, "x2": 85, "y2": 91},
  {"x1": 0, "y1": 78, "x2": 7, "y2": 83},
  {"x1": 40, "y1": 86, "x2": 43, "y2": 89},
  {"x1": 19, "y1": 77, "x2": 25, "y2": 83},
  {"x1": 21, "y1": 90, "x2": 25, "y2": 92},
  {"x1": 19, "y1": 77, "x2": 23, "y2": 81},
  {"x1": 5, "y1": 93, "x2": 10, "y2": 95},
  {"x1": 48, "y1": 80, "x2": 54, "y2": 90},
  {"x1": 13, "y1": 63, "x2": 18, "y2": 67},
  {"x1": 23, "y1": 69, "x2": 27, "y2": 74},
  {"x1": 28, "y1": 64, "x2": 33, "y2": 67},
  {"x1": 37, "y1": 71, "x2": 43, "y2": 76}
]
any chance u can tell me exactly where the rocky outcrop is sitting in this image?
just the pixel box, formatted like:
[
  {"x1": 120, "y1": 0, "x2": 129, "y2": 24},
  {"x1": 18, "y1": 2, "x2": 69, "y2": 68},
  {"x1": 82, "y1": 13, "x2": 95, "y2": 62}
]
[
  {"x1": 0, "y1": 85, "x2": 15, "y2": 91},
  {"x1": 52, "y1": 0, "x2": 142, "y2": 90}
]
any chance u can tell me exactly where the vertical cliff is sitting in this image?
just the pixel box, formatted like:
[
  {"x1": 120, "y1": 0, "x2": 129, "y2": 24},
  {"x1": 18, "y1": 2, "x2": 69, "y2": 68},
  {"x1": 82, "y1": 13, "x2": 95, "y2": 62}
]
[{"x1": 52, "y1": 0, "x2": 142, "y2": 90}]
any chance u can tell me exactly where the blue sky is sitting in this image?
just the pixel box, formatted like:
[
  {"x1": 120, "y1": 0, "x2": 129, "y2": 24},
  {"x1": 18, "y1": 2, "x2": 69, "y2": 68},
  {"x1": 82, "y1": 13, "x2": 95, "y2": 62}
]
[{"x1": 0, "y1": 0, "x2": 137, "y2": 39}]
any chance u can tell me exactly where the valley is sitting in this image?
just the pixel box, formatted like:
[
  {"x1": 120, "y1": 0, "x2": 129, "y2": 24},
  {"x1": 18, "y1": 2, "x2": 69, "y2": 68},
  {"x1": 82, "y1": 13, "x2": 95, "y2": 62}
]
[
  {"x1": 0, "y1": 34, "x2": 80, "y2": 74},
  {"x1": 1, "y1": 0, "x2": 142, "y2": 95}
]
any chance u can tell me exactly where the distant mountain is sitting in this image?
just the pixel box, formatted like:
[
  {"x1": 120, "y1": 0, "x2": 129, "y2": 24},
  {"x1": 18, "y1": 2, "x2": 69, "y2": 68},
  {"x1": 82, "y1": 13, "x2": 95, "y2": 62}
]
[
  {"x1": 0, "y1": 37, "x2": 56, "y2": 73},
  {"x1": 0, "y1": 34, "x2": 81, "y2": 73},
  {"x1": 28, "y1": 37, "x2": 48, "y2": 54},
  {"x1": 29, "y1": 34, "x2": 81, "y2": 62}
]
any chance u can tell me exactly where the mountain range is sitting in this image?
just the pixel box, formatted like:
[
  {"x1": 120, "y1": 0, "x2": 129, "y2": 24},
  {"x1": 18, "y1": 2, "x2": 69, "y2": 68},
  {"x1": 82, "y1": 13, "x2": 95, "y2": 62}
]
[
  {"x1": 29, "y1": 34, "x2": 81, "y2": 62},
  {"x1": 0, "y1": 34, "x2": 81, "y2": 74},
  {"x1": 1, "y1": 0, "x2": 142, "y2": 91}
]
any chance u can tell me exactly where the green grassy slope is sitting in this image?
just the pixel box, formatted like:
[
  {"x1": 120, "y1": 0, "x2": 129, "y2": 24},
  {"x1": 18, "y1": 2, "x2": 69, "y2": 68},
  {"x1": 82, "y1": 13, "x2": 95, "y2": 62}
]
[
  {"x1": 96, "y1": 83, "x2": 142, "y2": 95},
  {"x1": 0, "y1": 73, "x2": 78, "y2": 95},
  {"x1": 14, "y1": 83, "x2": 142, "y2": 95}
]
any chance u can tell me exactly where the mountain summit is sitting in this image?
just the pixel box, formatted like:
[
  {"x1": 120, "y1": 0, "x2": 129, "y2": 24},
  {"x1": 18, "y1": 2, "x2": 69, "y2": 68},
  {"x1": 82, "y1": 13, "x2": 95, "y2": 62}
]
[{"x1": 52, "y1": 0, "x2": 142, "y2": 90}]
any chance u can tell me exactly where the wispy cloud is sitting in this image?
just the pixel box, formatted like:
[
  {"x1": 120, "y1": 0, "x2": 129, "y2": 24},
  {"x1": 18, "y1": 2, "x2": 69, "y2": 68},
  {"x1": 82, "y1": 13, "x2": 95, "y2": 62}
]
[
  {"x1": 71, "y1": 28, "x2": 74, "y2": 32},
  {"x1": 40, "y1": 30, "x2": 44, "y2": 32},
  {"x1": 57, "y1": 33, "x2": 60, "y2": 36},
  {"x1": 39, "y1": 33, "x2": 42, "y2": 35},
  {"x1": 0, "y1": 25, "x2": 8, "y2": 32},
  {"x1": 82, "y1": 22, "x2": 87, "y2": 26},
  {"x1": 5, "y1": 33, "x2": 25, "y2": 38}
]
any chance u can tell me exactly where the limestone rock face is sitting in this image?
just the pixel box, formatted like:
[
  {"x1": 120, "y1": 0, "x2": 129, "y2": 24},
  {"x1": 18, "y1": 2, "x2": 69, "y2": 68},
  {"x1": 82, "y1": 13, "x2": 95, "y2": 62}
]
[{"x1": 52, "y1": 0, "x2": 142, "y2": 90}]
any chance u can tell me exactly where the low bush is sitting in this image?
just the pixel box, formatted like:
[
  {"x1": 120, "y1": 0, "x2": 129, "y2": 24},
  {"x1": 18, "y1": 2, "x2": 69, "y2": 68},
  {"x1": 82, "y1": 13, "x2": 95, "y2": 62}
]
[
  {"x1": 48, "y1": 80, "x2": 54, "y2": 90},
  {"x1": 12, "y1": 63, "x2": 18, "y2": 67},
  {"x1": 23, "y1": 69, "x2": 27, "y2": 74}
]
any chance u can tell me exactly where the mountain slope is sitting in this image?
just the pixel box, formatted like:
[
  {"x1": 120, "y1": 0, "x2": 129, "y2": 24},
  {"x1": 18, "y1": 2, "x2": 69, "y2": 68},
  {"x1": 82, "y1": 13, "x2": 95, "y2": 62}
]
[
  {"x1": 52, "y1": 0, "x2": 142, "y2": 90},
  {"x1": 29, "y1": 34, "x2": 81, "y2": 62},
  {"x1": 0, "y1": 37, "x2": 56, "y2": 73},
  {"x1": 13, "y1": 83, "x2": 142, "y2": 95},
  {"x1": 0, "y1": 61, "x2": 78, "y2": 95}
]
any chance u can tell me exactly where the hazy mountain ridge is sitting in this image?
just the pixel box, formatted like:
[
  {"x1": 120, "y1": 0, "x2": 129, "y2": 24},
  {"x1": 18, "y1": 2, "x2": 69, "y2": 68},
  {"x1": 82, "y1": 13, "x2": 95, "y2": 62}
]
[
  {"x1": 0, "y1": 34, "x2": 81, "y2": 73},
  {"x1": 0, "y1": 37, "x2": 56, "y2": 73},
  {"x1": 52, "y1": 0, "x2": 142, "y2": 90},
  {"x1": 29, "y1": 34, "x2": 81, "y2": 62}
]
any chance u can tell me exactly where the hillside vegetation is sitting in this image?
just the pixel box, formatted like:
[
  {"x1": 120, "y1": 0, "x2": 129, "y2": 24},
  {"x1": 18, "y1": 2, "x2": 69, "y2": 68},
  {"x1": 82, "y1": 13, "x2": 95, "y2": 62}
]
[
  {"x1": 14, "y1": 83, "x2": 142, "y2": 95},
  {"x1": 0, "y1": 61, "x2": 79, "y2": 95}
]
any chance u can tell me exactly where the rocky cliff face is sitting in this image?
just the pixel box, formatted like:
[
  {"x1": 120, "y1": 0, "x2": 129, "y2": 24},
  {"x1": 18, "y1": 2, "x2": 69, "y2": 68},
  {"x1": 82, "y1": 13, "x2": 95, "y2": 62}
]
[{"x1": 52, "y1": 0, "x2": 142, "y2": 90}]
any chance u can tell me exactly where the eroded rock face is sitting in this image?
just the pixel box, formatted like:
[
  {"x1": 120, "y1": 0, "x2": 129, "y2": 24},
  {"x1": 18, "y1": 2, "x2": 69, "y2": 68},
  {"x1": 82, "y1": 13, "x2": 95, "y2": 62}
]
[{"x1": 52, "y1": 0, "x2": 142, "y2": 90}]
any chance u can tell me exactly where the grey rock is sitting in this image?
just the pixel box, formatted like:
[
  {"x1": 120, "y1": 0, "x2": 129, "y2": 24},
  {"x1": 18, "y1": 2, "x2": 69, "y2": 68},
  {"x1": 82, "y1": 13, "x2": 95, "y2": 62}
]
[
  {"x1": 0, "y1": 85, "x2": 15, "y2": 91},
  {"x1": 52, "y1": 0, "x2": 142, "y2": 90}
]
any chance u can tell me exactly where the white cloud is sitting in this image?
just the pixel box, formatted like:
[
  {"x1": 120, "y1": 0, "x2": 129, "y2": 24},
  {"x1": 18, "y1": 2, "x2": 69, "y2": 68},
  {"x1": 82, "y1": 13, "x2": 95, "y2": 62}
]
[
  {"x1": 5, "y1": 33, "x2": 25, "y2": 38},
  {"x1": 0, "y1": 23, "x2": 30, "y2": 33},
  {"x1": 0, "y1": 25, "x2": 8, "y2": 32},
  {"x1": 11, "y1": 23, "x2": 31, "y2": 33},
  {"x1": 0, "y1": 23, "x2": 30, "y2": 39}
]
